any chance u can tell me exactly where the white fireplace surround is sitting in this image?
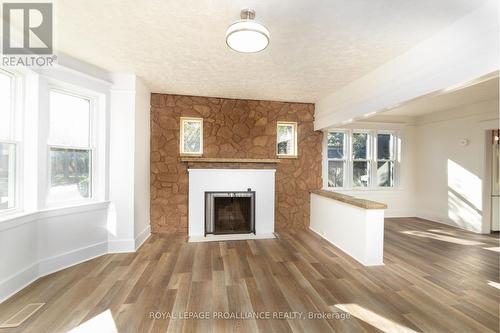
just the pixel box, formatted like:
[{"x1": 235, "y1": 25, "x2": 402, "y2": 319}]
[{"x1": 188, "y1": 169, "x2": 276, "y2": 242}]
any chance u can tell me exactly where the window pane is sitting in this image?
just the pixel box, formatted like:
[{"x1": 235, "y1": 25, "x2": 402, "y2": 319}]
[
  {"x1": 277, "y1": 124, "x2": 295, "y2": 155},
  {"x1": 49, "y1": 91, "x2": 90, "y2": 147},
  {"x1": 377, "y1": 161, "x2": 394, "y2": 187},
  {"x1": 183, "y1": 120, "x2": 201, "y2": 153},
  {"x1": 353, "y1": 161, "x2": 369, "y2": 187},
  {"x1": 377, "y1": 133, "x2": 393, "y2": 160},
  {"x1": 328, "y1": 160, "x2": 344, "y2": 187},
  {"x1": 327, "y1": 132, "x2": 344, "y2": 159},
  {"x1": 0, "y1": 72, "x2": 12, "y2": 139},
  {"x1": 0, "y1": 143, "x2": 16, "y2": 210},
  {"x1": 352, "y1": 132, "x2": 368, "y2": 159},
  {"x1": 49, "y1": 148, "x2": 91, "y2": 202}
]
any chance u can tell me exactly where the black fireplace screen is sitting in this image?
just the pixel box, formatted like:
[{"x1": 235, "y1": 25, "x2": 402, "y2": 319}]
[{"x1": 205, "y1": 191, "x2": 255, "y2": 235}]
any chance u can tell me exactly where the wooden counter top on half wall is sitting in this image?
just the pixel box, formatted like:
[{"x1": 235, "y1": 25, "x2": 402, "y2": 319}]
[{"x1": 311, "y1": 190, "x2": 388, "y2": 210}]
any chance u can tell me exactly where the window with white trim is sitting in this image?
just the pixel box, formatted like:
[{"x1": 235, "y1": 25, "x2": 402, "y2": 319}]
[
  {"x1": 277, "y1": 122, "x2": 297, "y2": 157},
  {"x1": 180, "y1": 117, "x2": 203, "y2": 155},
  {"x1": 47, "y1": 90, "x2": 93, "y2": 203},
  {"x1": 352, "y1": 131, "x2": 370, "y2": 187},
  {"x1": 326, "y1": 131, "x2": 347, "y2": 187},
  {"x1": 325, "y1": 129, "x2": 399, "y2": 189},
  {"x1": 0, "y1": 70, "x2": 18, "y2": 211},
  {"x1": 376, "y1": 132, "x2": 396, "y2": 187}
]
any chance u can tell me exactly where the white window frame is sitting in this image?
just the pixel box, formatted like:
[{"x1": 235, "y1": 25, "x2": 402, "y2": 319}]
[
  {"x1": 0, "y1": 68, "x2": 23, "y2": 215},
  {"x1": 325, "y1": 130, "x2": 348, "y2": 189},
  {"x1": 374, "y1": 131, "x2": 398, "y2": 188},
  {"x1": 324, "y1": 129, "x2": 400, "y2": 190},
  {"x1": 351, "y1": 130, "x2": 372, "y2": 188},
  {"x1": 45, "y1": 87, "x2": 97, "y2": 207},
  {"x1": 276, "y1": 121, "x2": 298, "y2": 157},
  {"x1": 180, "y1": 117, "x2": 203, "y2": 156}
]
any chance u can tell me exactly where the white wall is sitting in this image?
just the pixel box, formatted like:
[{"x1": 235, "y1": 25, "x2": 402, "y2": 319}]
[
  {"x1": 134, "y1": 78, "x2": 151, "y2": 245},
  {"x1": 108, "y1": 74, "x2": 151, "y2": 252},
  {"x1": 0, "y1": 203, "x2": 109, "y2": 302},
  {"x1": 329, "y1": 123, "x2": 417, "y2": 217},
  {"x1": 310, "y1": 194, "x2": 384, "y2": 266},
  {"x1": 108, "y1": 75, "x2": 136, "y2": 251},
  {"x1": 414, "y1": 99, "x2": 499, "y2": 233}
]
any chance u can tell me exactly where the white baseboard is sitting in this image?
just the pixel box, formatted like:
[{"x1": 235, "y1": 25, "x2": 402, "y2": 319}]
[
  {"x1": 107, "y1": 238, "x2": 135, "y2": 253},
  {"x1": 135, "y1": 225, "x2": 151, "y2": 250},
  {"x1": 384, "y1": 212, "x2": 416, "y2": 218},
  {"x1": 38, "y1": 242, "x2": 108, "y2": 276},
  {"x1": 108, "y1": 225, "x2": 152, "y2": 253},
  {"x1": 1, "y1": 232, "x2": 152, "y2": 303},
  {"x1": 415, "y1": 214, "x2": 485, "y2": 234},
  {"x1": 0, "y1": 241, "x2": 107, "y2": 303},
  {"x1": 0, "y1": 264, "x2": 38, "y2": 304}
]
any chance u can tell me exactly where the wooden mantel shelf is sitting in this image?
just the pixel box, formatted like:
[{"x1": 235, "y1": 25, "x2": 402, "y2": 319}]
[{"x1": 180, "y1": 157, "x2": 281, "y2": 164}]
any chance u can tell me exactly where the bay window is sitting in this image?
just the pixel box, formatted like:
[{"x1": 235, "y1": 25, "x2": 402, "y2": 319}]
[
  {"x1": 0, "y1": 70, "x2": 18, "y2": 211},
  {"x1": 47, "y1": 90, "x2": 93, "y2": 203},
  {"x1": 0, "y1": 66, "x2": 106, "y2": 219},
  {"x1": 325, "y1": 129, "x2": 399, "y2": 189}
]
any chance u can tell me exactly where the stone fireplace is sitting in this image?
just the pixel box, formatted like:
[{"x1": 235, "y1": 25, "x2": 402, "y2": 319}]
[
  {"x1": 150, "y1": 94, "x2": 323, "y2": 234},
  {"x1": 188, "y1": 168, "x2": 275, "y2": 241}
]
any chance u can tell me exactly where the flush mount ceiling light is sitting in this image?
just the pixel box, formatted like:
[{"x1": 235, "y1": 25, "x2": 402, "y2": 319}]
[{"x1": 226, "y1": 9, "x2": 270, "y2": 53}]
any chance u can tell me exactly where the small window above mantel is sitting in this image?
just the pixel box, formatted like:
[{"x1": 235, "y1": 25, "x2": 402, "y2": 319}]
[
  {"x1": 180, "y1": 117, "x2": 203, "y2": 156},
  {"x1": 277, "y1": 122, "x2": 297, "y2": 158}
]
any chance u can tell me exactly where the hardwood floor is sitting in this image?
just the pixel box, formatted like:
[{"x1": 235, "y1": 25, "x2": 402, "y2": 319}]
[{"x1": 0, "y1": 218, "x2": 498, "y2": 332}]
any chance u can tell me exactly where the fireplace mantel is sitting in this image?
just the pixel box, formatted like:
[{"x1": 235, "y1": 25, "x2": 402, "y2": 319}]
[{"x1": 180, "y1": 157, "x2": 281, "y2": 164}]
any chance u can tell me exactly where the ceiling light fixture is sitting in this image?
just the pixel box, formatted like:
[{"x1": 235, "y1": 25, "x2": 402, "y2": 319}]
[{"x1": 226, "y1": 9, "x2": 269, "y2": 53}]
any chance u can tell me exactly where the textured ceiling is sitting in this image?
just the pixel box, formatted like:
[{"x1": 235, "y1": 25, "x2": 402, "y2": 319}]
[{"x1": 55, "y1": 0, "x2": 488, "y2": 102}]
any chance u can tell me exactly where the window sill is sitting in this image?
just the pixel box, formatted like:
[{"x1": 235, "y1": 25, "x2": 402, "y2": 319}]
[
  {"x1": 277, "y1": 155, "x2": 298, "y2": 159},
  {"x1": 325, "y1": 187, "x2": 405, "y2": 192},
  {"x1": 180, "y1": 153, "x2": 203, "y2": 157},
  {"x1": 0, "y1": 201, "x2": 110, "y2": 232}
]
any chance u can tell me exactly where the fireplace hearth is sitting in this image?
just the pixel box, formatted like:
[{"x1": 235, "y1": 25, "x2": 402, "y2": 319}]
[{"x1": 205, "y1": 191, "x2": 255, "y2": 235}]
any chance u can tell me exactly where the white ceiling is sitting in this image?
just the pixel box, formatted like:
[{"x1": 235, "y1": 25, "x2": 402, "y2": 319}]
[
  {"x1": 56, "y1": 0, "x2": 488, "y2": 102},
  {"x1": 379, "y1": 76, "x2": 499, "y2": 118}
]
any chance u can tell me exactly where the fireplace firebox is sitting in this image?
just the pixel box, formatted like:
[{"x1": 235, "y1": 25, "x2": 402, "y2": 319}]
[{"x1": 205, "y1": 191, "x2": 255, "y2": 235}]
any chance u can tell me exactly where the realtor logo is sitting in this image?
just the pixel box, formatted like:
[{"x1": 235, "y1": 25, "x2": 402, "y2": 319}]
[{"x1": 2, "y1": 2, "x2": 53, "y2": 54}]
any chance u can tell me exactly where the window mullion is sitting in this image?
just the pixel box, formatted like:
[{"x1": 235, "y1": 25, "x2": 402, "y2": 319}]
[
  {"x1": 371, "y1": 131, "x2": 376, "y2": 189},
  {"x1": 347, "y1": 130, "x2": 352, "y2": 189}
]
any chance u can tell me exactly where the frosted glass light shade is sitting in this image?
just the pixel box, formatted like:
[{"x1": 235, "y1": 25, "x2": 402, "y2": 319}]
[{"x1": 226, "y1": 20, "x2": 270, "y2": 53}]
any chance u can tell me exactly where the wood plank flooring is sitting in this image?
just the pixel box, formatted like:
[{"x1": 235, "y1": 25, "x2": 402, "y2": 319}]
[{"x1": 0, "y1": 218, "x2": 498, "y2": 332}]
